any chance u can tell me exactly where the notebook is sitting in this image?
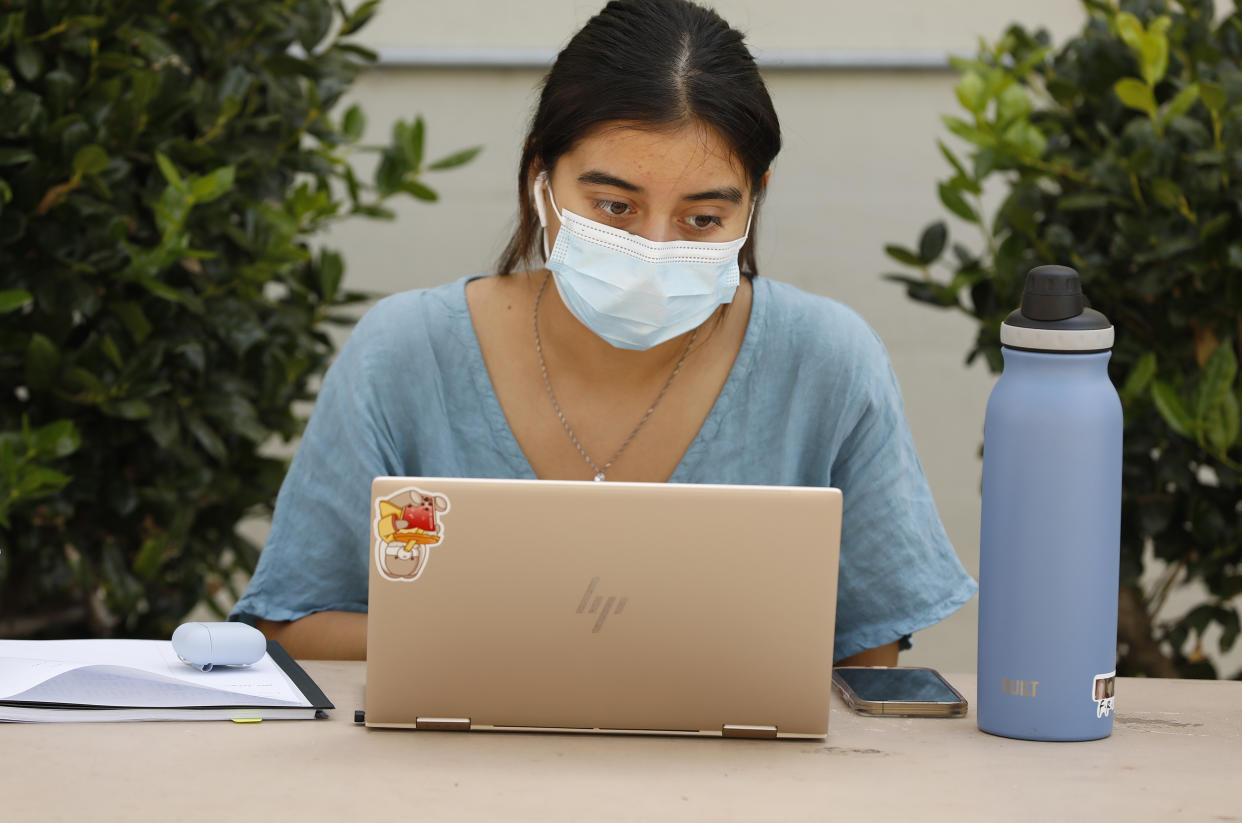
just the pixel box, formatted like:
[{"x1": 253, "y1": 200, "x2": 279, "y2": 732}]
[
  {"x1": 0, "y1": 639, "x2": 332, "y2": 722},
  {"x1": 364, "y1": 477, "x2": 842, "y2": 738}
]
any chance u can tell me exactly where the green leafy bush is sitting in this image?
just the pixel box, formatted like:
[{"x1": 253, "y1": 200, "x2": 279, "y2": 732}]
[
  {"x1": 0, "y1": 0, "x2": 477, "y2": 638},
  {"x1": 883, "y1": 0, "x2": 1240, "y2": 677}
]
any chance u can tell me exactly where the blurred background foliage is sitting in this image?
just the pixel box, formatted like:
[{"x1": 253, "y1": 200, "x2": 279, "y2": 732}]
[
  {"x1": 0, "y1": 0, "x2": 476, "y2": 638},
  {"x1": 884, "y1": 0, "x2": 1241, "y2": 677}
]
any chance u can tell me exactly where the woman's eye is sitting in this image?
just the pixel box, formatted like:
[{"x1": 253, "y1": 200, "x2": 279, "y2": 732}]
[
  {"x1": 686, "y1": 214, "x2": 723, "y2": 230},
  {"x1": 595, "y1": 200, "x2": 632, "y2": 217}
]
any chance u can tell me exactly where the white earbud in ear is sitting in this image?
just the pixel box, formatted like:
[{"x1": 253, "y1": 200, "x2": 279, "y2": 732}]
[{"x1": 532, "y1": 171, "x2": 549, "y2": 230}]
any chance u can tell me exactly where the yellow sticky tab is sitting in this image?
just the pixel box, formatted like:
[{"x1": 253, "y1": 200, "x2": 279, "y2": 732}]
[{"x1": 231, "y1": 718, "x2": 262, "y2": 724}]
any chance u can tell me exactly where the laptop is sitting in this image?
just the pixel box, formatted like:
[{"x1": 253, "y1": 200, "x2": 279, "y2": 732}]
[{"x1": 364, "y1": 477, "x2": 842, "y2": 738}]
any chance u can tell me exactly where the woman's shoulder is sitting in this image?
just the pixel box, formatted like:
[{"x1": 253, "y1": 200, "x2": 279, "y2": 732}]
[
  {"x1": 352, "y1": 276, "x2": 473, "y2": 341},
  {"x1": 328, "y1": 276, "x2": 479, "y2": 390},
  {"x1": 755, "y1": 277, "x2": 888, "y2": 367}
]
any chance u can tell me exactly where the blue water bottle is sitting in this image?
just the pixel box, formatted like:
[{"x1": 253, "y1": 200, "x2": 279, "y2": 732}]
[{"x1": 977, "y1": 265, "x2": 1122, "y2": 741}]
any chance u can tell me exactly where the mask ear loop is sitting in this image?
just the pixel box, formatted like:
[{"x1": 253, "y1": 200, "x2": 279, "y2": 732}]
[
  {"x1": 741, "y1": 200, "x2": 756, "y2": 241},
  {"x1": 532, "y1": 171, "x2": 558, "y2": 262}
]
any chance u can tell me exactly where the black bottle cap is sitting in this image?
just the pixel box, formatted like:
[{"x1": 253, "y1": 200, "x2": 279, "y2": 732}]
[
  {"x1": 1020, "y1": 265, "x2": 1084, "y2": 321},
  {"x1": 354, "y1": 710, "x2": 365, "y2": 724}
]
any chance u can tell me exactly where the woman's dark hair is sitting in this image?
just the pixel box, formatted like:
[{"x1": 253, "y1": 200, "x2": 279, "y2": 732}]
[{"x1": 495, "y1": 0, "x2": 781, "y2": 278}]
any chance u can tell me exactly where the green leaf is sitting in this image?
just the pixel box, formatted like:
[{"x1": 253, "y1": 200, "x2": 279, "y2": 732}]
[
  {"x1": 996, "y1": 84, "x2": 1031, "y2": 126},
  {"x1": 1220, "y1": 607, "x2": 1240, "y2": 652},
  {"x1": 374, "y1": 149, "x2": 405, "y2": 196},
  {"x1": 0, "y1": 437, "x2": 16, "y2": 489},
  {"x1": 317, "y1": 249, "x2": 344, "y2": 301},
  {"x1": 16, "y1": 467, "x2": 71, "y2": 498},
  {"x1": 883, "y1": 244, "x2": 924, "y2": 267},
  {"x1": 189, "y1": 166, "x2": 236, "y2": 203},
  {"x1": 101, "y1": 399, "x2": 153, "y2": 420},
  {"x1": 113, "y1": 301, "x2": 152, "y2": 343},
  {"x1": 1115, "y1": 12, "x2": 1144, "y2": 53},
  {"x1": 427, "y1": 146, "x2": 482, "y2": 171},
  {"x1": 1205, "y1": 391, "x2": 1240, "y2": 454},
  {"x1": 14, "y1": 41, "x2": 43, "y2": 82},
  {"x1": 1004, "y1": 120, "x2": 1047, "y2": 160},
  {"x1": 347, "y1": 204, "x2": 394, "y2": 220},
  {"x1": 342, "y1": 104, "x2": 365, "y2": 142},
  {"x1": 1121, "y1": 352, "x2": 1157, "y2": 402},
  {"x1": 1200, "y1": 213, "x2": 1231, "y2": 242},
  {"x1": 133, "y1": 534, "x2": 169, "y2": 580},
  {"x1": 1150, "y1": 178, "x2": 1184, "y2": 210},
  {"x1": 33, "y1": 420, "x2": 80, "y2": 459},
  {"x1": 0, "y1": 147, "x2": 35, "y2": 165},
  {"x1": 334, "y1": 42, "x2": 379, "y2": 62},
  {"x1": 1151, "y1": 380, "x2": 1193, "y2": 437},
  {"x1": 1115, "y1": 78, "x2": 1157, "y2": 119},
  {"x1": 155, "y1": 152, "x2": 184, "y2": 189},
  {"x1": 101, "y1": 334, "x2": 123, "y2": 369},
  {"x1": 72, "y1": 145, "x2": 109, "y2": 176},
  {"x1": 1138, "y1": 26, "x2": 1169, "y2": 86},
  {"x1": 1012, "y1": 46, "x2": 1051, "y2": 78},
  {"x1": 68, "y1": 367, "x2": 106, "y2": 398},
  {"x1": 0, "y1": 289, "x2": 33, "y2": 313},
  {"x1": 185, "y1": 413, "x2": 227, "y2": 462},
  {"x1": 137, "y1": 277, "x2": 203, "y2": 313},
  {"x1": 153, "y1": 183, "x2": 192, "y2": 238},
  {"x1": 918, "y1": 221, "x2": 948, "y2": 263},
  {"x1": 1164, "y1": 84, "x2": 1200, "y2": 122},
  {"x1": 340, "y1": 0, "x2": 381, "y2": 35},
  {"x1": 942, "y1": 115, "x2": 993, "y2": 147},
  {"x1": 1058, "y1": 193, "x2": 1112, "y2": 211},
  {"x1": 297, "y1": 0, "x2": 334, "y2": 51},
  {"x1": 217, "y1": 65, "x2": 252, "y2": 105},
  {"x1": 1189, "y1": 150, "x2": 1224, "y2": 166},
  {"x1": 955, "y1": 71, "x2": 987, "y2": 114},
  {"x1": 973, "y1": 148, "x2": 1000, "y2": 179},
  {"x1": 405, "y1": 116, "x2": 425, "y2": 171},
  {"x1": 400, "y1": 180, "x2": 438, "y2": 201},
  {"x1": 883, "y1": 273, "x2": 941, "y2": 305},
  {"x1": 1200, "y1": 82, "x2": 1226, "y2": 114},
  {"x1": 937, "y1": 140, "x2": 969, "y2": 179},
  {"x1": 1195, "y1": 338, "x2": 1238, "y2": 424},
  {"x1": 25, "y1": 333, "x2": 61, "y2": 391},
  {"x1": 343, "y1": 165, "x2": 362, "y2": 206},
  {"x1": 938, "y1": 182, "x2": 979, "y2": 222}
]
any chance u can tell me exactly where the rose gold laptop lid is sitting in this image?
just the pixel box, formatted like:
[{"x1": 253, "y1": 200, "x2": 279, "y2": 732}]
[{"x1": 365, "y1": 477, "x2": 842, "y2": 738}]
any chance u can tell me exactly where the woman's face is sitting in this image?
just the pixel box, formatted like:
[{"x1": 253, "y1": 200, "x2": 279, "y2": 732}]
[{"x1": 539, "y1": 120, "x2": 761, "y2": 249}]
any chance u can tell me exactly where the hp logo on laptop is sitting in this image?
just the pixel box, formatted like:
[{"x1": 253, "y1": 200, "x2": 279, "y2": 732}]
[{"x1": 576, "y1": 577, "x2": 628, "y2": 633}]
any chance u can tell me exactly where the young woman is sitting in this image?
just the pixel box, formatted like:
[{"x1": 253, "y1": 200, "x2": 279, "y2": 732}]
[{"x1": 232, "y1": 0, "x2": 976, "y2": 661}]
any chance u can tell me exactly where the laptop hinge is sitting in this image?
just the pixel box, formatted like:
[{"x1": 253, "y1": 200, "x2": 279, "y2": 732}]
[
  {"x1": 415, "y1": 717, "x2": 472, "y2": 731},
  {"x1": 722, "y1": 724, "x2": 778, "y2": 739}
]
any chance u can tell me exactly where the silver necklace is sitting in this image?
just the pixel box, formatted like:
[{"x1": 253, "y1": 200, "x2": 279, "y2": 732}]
[{"x1": 533, "y1": 274, "x2": 697, "y2": 481}]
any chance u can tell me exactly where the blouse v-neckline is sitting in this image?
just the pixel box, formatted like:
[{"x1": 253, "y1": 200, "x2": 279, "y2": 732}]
[{"x1": 453, "y1": 275, "x2": 767, "y2": 482}]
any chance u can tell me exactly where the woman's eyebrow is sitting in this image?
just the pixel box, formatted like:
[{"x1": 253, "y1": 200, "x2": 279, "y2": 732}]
[
  {"x1": 577, "y1": 170, "x2": 743, "y2": 204},
  {"x1": 578, "y1": 170, "x2": 641, "y2": 191},
  {"x1": 682, "y1": 186, "x2": 743, "y2": 204}
]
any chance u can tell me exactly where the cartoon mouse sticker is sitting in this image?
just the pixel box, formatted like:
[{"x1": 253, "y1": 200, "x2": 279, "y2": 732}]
[{"x1": 374, "y1": 487, "x2": 450, "y2": 581}]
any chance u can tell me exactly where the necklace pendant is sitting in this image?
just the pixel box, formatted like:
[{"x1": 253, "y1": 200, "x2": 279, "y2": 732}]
[{"x1": 593, "y1": 472, "x2": 606, "y2": 482}]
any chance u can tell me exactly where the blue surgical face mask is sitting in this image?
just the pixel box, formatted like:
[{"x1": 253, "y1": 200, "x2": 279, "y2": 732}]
[{"x1": 532, "y1": 171, "x2": 752, "y2": 351}]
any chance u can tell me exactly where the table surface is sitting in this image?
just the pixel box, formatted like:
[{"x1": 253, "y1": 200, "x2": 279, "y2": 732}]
[{"x1": 5, "y1": 664, "x2": 1239, "y2": 822}]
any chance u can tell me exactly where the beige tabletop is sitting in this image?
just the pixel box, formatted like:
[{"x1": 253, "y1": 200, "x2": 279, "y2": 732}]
[{"x1": 5, "y1": 663, "x2": 1239, "y2": 822}]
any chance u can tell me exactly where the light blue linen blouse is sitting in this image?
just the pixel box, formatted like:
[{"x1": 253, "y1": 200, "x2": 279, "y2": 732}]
[{"x1": 231, "y1": 275, "x2": 977, "y2": 661}]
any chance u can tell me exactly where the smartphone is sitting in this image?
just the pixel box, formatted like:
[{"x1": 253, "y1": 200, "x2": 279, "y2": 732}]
[{"x1": 832, "y1": 666, "x2": 968, "y2": 718}]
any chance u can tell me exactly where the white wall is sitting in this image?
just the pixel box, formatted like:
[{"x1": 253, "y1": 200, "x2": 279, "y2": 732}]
[
  {"x1": 359, "y1": 0, "x2": 1086, "y2": 52},
  {"x1": 237, "y1": 0, "x2": 1242, "y2": 678}
]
